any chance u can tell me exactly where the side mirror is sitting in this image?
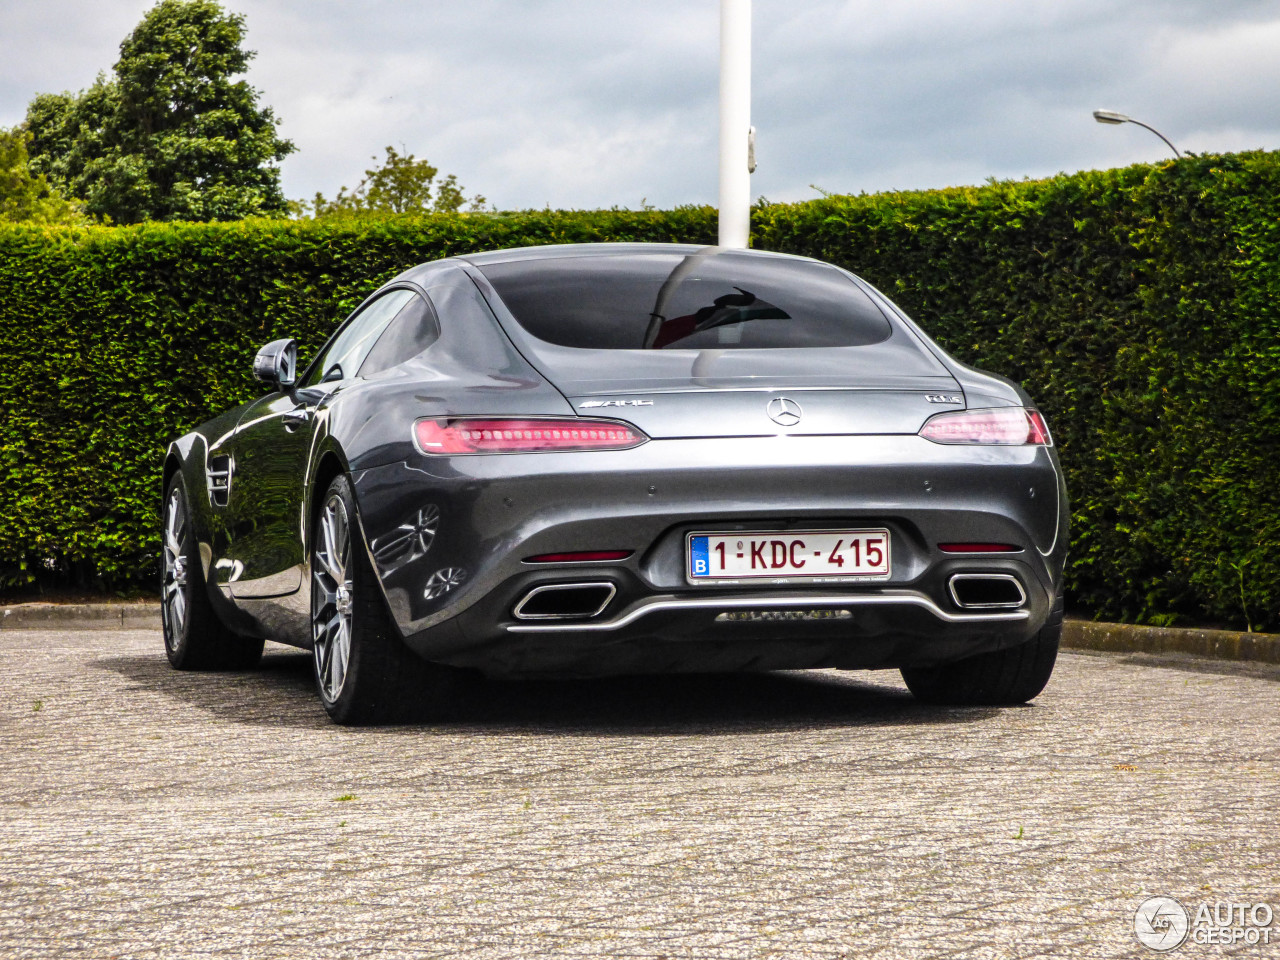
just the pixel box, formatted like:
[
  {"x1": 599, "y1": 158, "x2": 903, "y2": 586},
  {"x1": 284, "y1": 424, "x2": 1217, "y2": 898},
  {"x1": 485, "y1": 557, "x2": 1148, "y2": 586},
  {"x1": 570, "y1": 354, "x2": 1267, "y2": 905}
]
[{"x1": 253, "y1": 338, "x2": 297, "y2": 389}]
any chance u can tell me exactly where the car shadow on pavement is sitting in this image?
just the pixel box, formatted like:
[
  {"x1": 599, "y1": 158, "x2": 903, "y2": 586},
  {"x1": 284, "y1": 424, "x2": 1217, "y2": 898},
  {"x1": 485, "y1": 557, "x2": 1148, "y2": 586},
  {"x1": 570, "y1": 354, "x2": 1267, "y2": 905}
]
[
  {"x1": 453, "y1": 670, "x2": 1005, "y2": 737},
  {"x1": 97, "y1": 645, "x2": 327, "y2": 728},
  {"x1": 98, "y1": 644, "x2": 1004, "y2": 733}
]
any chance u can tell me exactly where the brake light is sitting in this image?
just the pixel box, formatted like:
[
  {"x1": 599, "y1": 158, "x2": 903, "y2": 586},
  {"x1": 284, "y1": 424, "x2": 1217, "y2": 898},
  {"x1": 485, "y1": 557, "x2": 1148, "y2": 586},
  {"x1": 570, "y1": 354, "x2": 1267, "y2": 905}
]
[
  {"x1": 414, "y1": 418, "x2": 648, "y2": 455},
  {"x1": 525, "y1": 550, "x2": 634, "y2": 563},
  {"x1": 918, "y1": 408, "x2": 1052, "y2": 445},
  {"x1": 938, "y1": 543, "x2": 1022, "y2": 554}
]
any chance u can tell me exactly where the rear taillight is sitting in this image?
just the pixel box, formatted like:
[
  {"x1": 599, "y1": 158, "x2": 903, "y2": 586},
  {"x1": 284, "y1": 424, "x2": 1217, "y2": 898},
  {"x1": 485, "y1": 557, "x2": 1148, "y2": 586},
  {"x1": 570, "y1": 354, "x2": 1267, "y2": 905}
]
[
  {"x1": 414, "y1": 418, "x2": 648, "y2": 455},
  {"x1": 918, "y1": 407, "x2": 1052, "y2": 446}
]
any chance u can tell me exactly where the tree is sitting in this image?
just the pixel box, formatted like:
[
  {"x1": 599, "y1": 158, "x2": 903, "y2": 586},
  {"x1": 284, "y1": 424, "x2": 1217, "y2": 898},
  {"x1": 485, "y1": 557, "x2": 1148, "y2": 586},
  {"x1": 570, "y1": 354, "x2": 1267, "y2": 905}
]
[
  {"x1": 310, "y1": 145, "x2": 486, "y2": 217},
  {"x1": 0, "y1": 127, "x2": 84, "y2": 225},
  {"x1": 24, "y1": 0, "x2": 294, "y2": 223}
]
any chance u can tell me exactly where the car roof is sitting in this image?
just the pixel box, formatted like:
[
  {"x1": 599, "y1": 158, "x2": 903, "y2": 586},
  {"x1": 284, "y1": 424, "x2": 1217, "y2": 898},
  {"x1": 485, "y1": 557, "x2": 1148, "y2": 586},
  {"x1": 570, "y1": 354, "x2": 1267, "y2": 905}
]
[
  {"x1": 391, "y1": 243, "x2": 829, "y2": 288},
  {"x1": 454, "y1": 242, "x2": 823, "y2": 267}
]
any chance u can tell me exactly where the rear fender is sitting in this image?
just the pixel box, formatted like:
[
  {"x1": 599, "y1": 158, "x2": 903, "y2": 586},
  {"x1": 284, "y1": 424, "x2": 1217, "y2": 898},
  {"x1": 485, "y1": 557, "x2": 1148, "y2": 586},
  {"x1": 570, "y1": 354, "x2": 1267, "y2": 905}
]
[{"x1": 164, "y1": 432, "x2": 264, "y2": 639}]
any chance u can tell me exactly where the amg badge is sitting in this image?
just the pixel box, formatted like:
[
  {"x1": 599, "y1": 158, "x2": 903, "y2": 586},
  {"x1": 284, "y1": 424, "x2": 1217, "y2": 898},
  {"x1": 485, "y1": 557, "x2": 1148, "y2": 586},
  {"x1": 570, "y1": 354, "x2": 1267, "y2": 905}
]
[
  {"x1": 925, "y1": 394, "x2": 964, "y2": 404},
  {"x1": 578, "y1": 399, "x2": 654, "y2": 408},
  {"x1": 715, "y1": 609, "x2": 853, "y2": 623}
]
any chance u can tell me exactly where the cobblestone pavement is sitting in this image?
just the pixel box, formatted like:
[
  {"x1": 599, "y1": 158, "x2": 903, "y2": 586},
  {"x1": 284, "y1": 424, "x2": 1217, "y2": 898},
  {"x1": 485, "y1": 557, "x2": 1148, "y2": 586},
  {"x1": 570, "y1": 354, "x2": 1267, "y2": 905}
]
[{"x1": 1, "y1": 626, "x2": 1277, "y2": 959}]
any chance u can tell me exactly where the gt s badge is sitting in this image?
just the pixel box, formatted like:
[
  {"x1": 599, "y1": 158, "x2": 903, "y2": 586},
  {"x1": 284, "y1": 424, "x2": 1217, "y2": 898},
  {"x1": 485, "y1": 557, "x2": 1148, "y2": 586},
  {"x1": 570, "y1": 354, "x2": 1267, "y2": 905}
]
[
  {"x1": 578, "y1": 399, "x2": 654, "y2": 408},
  {"x1": 925, "y1": 394, "x2": 963, "y2": 404}
]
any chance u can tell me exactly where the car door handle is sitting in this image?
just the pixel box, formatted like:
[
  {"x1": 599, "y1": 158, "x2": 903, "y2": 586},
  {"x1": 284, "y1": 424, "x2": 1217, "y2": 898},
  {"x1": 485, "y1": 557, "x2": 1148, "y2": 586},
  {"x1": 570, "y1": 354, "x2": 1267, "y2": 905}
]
[{"x1": 282, "y1": 407, "x2": 311, "y2": 430}]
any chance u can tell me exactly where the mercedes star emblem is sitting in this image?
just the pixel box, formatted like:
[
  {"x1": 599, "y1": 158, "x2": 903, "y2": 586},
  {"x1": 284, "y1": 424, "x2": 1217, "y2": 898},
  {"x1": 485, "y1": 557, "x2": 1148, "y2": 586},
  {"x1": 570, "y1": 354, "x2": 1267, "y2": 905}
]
[{"x1": 767, "y1": 397, "x2": 802, "y2": 426}]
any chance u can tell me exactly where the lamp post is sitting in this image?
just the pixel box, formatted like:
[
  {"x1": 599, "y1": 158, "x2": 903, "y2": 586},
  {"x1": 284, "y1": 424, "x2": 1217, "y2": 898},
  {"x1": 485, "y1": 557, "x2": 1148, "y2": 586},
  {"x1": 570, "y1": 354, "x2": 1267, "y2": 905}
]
[
  {"x1": 1092, "y1": 109, "x2": 1181, "y2": 158},
  {"x1": 719, "y1": 0, "x2": 752, "y2": 248}
]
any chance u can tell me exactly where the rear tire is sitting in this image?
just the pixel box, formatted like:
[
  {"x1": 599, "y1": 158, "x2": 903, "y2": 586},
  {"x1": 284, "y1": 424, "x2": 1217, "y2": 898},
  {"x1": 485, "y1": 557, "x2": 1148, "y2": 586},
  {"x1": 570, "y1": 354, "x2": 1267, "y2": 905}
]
[
  {"x1": 310, "y1": 474, "x2": 460, "y2": 725},
  {"x1": 901, "y1": 605, "x2": 1061, "y2": 706},
  {"x1": 161, "y1": 475, "x2": 265, "y2": 670}
]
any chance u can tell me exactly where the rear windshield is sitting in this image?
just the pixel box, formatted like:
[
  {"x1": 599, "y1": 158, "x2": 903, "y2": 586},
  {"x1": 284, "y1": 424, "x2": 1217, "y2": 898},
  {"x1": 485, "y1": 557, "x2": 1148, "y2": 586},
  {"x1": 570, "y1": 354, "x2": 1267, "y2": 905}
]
[{"x1": 477, "y1": 251, "x2": 893, "y2": 350}]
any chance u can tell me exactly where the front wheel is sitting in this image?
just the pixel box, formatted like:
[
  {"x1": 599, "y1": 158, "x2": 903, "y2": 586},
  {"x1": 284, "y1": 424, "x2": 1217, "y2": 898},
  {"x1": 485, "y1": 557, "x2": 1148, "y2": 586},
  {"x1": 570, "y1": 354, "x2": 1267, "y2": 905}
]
[
  {"x1": 310, "y1": 474, "x2": 461, "y2": 725},
  {"x1": 900, "y1": 613, "x2": 1061, "y2": 706},
  {"x1": 161, "y1": 475, "x2": 264, "y2": 670}
]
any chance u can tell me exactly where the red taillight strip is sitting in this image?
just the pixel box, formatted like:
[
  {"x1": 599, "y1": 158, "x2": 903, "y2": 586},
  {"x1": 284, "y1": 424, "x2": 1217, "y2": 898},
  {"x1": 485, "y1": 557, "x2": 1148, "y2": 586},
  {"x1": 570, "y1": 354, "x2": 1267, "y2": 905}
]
[
  {"x1": 918, "y1": 407, "x2": 1053, "y2": 446},
  {"x1": 524, "y1": 550, "x2": 634, "y2": 563},
  {"x1": 415, "y1": 418, "x2": 648, "y2": 455},
  {"x1": 938, "y1": 543, "x2": 1023, "y2": 554},
  {"x1": 1025, "y1": 410, "x2": 1051, "y2": 445}
]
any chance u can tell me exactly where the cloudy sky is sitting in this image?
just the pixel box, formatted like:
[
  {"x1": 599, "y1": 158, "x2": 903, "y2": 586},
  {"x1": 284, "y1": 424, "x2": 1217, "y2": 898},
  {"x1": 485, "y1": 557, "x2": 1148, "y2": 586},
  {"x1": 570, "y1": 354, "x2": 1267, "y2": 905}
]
[{"x1": 3, "y1": 0, "x2": 1279, "y2": 210}]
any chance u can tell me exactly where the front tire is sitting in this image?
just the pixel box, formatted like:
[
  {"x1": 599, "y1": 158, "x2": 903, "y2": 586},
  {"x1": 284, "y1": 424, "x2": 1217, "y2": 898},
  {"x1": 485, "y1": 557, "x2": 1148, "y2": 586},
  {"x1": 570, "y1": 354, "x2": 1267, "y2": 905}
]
[
  {"x1": 310, "y1": 474, "x2": 460, "y2": 725},
  {"x1": 161, "y1": 475, "x2": 264, "y2": 670},
  {"x1": 901, "y1": 608, "x2": 1061, "y2": 706}
]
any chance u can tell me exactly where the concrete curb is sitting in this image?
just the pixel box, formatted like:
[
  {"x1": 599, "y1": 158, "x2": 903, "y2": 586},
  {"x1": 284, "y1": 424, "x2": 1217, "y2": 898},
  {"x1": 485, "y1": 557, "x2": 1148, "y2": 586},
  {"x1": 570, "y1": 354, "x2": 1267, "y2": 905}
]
[
  {"x1": 2, "y1": 601, "x2": 1277, "y2": 664},
  {"x1": 1, "y1": 602, "x2": 160, "y2": 631},
  {"x1": 1062, "y1": 617, "x2": 1280, "y2": 665}
]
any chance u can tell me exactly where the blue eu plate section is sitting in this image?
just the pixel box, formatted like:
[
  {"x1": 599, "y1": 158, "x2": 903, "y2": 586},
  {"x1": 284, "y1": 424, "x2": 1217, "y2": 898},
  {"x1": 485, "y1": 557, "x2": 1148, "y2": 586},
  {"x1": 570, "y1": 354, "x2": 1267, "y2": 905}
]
[{"x1": 689, "y1": 535, "x2": 711, "y2": 578}]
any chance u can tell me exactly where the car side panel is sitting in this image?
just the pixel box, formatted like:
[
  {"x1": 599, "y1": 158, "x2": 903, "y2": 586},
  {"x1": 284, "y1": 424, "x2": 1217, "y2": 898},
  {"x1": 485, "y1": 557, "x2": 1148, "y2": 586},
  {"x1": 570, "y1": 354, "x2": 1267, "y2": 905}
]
[{"x1": 165, "y1": 402, "x2": 269, "y2": 640}]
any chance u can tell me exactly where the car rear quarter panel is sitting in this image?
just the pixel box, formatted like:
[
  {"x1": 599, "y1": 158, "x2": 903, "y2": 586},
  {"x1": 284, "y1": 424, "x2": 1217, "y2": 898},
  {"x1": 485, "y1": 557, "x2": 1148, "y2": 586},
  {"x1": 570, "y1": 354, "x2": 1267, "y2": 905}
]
[{"x1": 164, "y1": 401, "x2": 270, "y2": 638}]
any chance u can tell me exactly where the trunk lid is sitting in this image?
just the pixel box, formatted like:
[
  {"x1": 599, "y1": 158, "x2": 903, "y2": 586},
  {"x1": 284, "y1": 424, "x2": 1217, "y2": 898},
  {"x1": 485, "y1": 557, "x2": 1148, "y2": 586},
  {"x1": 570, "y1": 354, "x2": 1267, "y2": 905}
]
[{"x1": 548, "y1": 343, "x2": 963, "y2": 439}]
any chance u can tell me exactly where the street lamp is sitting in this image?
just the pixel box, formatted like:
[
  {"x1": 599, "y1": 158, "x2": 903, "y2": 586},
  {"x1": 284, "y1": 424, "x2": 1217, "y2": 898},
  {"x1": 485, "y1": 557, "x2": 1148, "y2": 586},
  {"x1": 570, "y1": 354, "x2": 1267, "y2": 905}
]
[{"x1": 1093, "y1": 109, "x2": 1181, "y2": 158}]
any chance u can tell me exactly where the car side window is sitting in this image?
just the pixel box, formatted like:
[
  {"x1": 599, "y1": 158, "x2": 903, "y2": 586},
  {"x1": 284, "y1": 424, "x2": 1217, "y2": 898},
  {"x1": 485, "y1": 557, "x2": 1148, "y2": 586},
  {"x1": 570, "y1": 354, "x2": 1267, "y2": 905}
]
[
  {"x1": 302, "y1": 288, "x2": 416, "y2": 386},
  {"x1": 357, "y1": 294, "x2": 440, "y2": 378}
]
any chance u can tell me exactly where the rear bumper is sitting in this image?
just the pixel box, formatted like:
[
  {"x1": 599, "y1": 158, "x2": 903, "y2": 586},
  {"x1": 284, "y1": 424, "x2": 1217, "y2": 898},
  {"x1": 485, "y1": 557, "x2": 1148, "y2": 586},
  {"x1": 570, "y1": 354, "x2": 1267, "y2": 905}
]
[
  {"x1": 434, "y1": 582, "x2": 1047, "y2": 676},
  {"x1": 351, "y1": 434, "x2": 1067, "y2": 676}
]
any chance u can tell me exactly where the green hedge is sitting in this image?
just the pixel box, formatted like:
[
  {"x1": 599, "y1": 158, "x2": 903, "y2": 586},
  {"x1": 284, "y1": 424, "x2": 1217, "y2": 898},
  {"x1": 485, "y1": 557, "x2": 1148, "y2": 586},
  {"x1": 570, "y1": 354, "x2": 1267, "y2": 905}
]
[
  {"x1": 756, "y1": 153, "x2": 1280, "y2": 630},
  {"x1": 1, "y1": 153, "x2": 1277, "y2": 630}
]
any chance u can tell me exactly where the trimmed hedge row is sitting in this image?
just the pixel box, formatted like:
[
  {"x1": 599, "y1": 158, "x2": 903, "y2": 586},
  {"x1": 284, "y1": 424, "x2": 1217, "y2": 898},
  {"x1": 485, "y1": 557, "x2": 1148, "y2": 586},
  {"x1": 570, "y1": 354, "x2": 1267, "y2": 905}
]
[
  {"x1": 1, "y1": 153, "x2": 1276, "y2": 629},
  {"x1": 0, "y1": 210, "x2": 718, "y2": 592},
  {"x1": 757, "y1": 153, "x2": 1280, "y2": 630}
]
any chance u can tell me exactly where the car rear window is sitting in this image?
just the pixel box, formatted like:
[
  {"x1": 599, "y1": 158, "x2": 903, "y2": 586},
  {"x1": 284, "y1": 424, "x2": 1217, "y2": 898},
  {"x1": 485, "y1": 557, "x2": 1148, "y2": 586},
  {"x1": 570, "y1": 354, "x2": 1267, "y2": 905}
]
[{"x1": 477, "y1": 251, "x2": 893, "y2": 350}]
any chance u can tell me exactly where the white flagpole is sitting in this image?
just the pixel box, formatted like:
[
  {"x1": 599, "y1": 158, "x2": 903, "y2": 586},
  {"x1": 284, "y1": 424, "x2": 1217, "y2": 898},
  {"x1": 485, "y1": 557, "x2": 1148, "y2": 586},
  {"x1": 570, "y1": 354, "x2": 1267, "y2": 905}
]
[{"x1": 718, "y1": 0, "x2": 751, "y2": 248}]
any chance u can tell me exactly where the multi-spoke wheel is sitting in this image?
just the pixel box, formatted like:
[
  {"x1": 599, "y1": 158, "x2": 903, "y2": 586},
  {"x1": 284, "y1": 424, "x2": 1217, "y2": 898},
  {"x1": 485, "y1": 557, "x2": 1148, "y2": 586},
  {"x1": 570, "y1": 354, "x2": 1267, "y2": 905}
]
[
  {"x1": 161, "y1": 486, "x2": 192, "y2": 647},
  {"x1": 161, "y1": 475, "x2": 264, "y2": 670},
  {"x1": 310, "y1": 474, "x2": 463, "y2": 725},
  {"x1": 312, "y1": 493, "x2": 354, "y2": 704}
]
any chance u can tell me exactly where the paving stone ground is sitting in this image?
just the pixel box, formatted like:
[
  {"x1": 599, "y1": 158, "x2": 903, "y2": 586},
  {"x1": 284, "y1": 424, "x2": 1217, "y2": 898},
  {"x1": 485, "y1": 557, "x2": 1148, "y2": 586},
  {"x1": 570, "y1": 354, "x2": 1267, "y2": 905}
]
[{"x1": 1, "y1": 625, "x2": 1277, "y2": 959}]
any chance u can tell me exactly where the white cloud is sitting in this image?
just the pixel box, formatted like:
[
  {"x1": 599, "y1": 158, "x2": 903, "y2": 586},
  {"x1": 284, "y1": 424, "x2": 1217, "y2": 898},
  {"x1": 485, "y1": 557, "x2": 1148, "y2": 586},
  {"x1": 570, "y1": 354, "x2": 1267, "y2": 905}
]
[{"x1": 2, "y1": 0, "x2": 1279, "y2": 209}]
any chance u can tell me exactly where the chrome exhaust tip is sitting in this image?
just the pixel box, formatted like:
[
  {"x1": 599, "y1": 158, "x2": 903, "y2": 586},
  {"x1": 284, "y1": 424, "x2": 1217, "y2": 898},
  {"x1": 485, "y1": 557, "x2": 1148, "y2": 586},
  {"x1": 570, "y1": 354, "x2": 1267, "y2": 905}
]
[
  {"x1": 948, "y1": 574, "x2": 1026, "y2": 610},
  {"x1": 512, "y1": 582, "x2": 617, "y2": 620}
]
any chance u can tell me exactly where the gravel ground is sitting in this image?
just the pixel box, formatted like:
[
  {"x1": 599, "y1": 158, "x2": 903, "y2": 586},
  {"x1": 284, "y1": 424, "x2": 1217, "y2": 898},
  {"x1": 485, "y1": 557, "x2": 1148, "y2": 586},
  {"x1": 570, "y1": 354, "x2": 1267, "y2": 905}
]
[{"x1": 1, "y1": 627, "x2": 1277, "y2": 959}]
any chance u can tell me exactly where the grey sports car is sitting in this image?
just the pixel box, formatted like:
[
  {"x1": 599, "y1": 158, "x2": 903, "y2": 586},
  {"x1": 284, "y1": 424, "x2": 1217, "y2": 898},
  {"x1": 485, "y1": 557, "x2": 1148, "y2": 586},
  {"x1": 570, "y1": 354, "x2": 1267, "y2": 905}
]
[{"x1": 161, "y1": 243, "x2": 1068, "y2": 724}]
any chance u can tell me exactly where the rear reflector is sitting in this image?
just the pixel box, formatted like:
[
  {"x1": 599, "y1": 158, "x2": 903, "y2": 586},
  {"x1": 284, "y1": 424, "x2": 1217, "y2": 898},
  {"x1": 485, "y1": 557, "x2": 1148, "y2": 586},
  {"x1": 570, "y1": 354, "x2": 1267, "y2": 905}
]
[
  {"x1": 938, "y1": 543, "x2": 1022, "y2": 554},
  {"x1": 415, "y1": 417, "x2": 648, "y2": 455},
  {"x1": 524, "y1": 550, "x2": 633, "y2": 563},
  {"x1": 919, "y1": 407, "x2": 1052, "y2": 445}
]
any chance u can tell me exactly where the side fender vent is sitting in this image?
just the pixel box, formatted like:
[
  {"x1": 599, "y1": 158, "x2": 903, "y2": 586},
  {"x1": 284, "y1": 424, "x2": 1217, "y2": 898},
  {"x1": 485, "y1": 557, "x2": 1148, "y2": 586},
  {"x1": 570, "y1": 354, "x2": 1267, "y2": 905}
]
[{"x1": 208, "y1": 455, "x2": 232, "y2": 507}]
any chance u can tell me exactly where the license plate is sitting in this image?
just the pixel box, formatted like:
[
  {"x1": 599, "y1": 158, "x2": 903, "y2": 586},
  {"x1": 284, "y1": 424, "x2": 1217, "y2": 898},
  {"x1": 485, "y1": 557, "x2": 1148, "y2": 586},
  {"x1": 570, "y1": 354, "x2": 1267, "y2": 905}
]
[{"x1": 687, "y1": 529, "x2": 891, "y2": 583}]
